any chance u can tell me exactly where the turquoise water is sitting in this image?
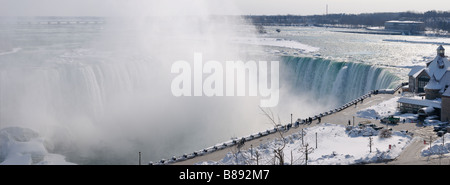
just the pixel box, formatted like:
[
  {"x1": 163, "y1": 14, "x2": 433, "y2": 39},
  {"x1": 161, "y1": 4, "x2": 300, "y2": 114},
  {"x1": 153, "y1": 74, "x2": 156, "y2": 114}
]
[{"x1": 280, "y1": 56, "x2": 400, "y2": 108}]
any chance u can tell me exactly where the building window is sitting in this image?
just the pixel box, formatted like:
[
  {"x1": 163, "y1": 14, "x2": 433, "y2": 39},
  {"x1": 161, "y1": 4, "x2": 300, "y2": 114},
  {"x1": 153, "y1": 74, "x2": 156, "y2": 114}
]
[{"x1": 418, "y1": 76, "x2": 429, "y2": 93}]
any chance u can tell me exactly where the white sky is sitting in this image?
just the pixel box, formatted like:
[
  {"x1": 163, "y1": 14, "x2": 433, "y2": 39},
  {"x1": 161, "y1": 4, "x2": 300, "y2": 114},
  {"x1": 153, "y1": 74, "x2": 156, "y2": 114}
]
[{"x1": 0, "y1": 0, "x2": 449, "y2": 16}]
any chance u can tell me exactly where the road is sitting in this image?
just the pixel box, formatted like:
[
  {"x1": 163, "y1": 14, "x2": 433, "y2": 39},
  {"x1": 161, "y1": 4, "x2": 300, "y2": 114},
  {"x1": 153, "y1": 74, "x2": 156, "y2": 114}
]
[{"x1": 381, "y1": 127, "x2": 450, "y2": 165}]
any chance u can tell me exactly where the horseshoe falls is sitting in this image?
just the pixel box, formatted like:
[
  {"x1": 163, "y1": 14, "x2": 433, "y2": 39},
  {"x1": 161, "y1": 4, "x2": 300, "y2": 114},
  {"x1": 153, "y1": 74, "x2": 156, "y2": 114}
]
[{"x1": 279, "y1": 56, "x2": 401, "y2": 108}]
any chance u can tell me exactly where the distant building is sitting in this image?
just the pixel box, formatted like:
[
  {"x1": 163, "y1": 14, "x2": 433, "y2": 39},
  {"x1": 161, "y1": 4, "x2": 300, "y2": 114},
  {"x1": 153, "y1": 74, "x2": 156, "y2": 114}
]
[
  {"x1": 399, "y1": 45, "x2": 450, "y2": 121},
  {"x1": 384, "y1": 20, "x2": 425, "y2": 34}
]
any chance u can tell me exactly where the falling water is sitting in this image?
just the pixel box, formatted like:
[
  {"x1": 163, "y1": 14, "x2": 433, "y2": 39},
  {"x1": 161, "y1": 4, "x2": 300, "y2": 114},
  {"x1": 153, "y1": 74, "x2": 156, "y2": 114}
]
[{"x1": 280, "y1": 56, "x2": 401, "y2": 108}]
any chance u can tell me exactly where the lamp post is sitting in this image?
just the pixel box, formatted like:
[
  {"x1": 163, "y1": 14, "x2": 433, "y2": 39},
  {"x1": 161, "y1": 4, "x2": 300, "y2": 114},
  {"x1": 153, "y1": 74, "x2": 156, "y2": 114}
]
[
  {"x1": 353, "y1": 116, "x2": 355, "y2": 127},
  {"x1": 291, "y1": 113, "x2": 293, "y2": 126}
]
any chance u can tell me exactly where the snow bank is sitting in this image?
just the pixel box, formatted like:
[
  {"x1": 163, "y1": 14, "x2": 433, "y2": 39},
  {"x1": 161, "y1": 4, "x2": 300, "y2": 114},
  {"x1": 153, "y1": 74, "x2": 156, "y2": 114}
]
[
  {"x1": 233, "y1": 37, "x2": 319, "y2": 53},
  {"x1": 0, "y1": 127, "x2": 75, "y2": 165},
  {"x1": 197, "y1": 123, "x2": 411, "y2": 165},
  {"x1": 346, "y1": 126, "x2": 378, "y2": 137},
  {"x1": 355, "y1": 97, "x2": 399, "y2": 119},
  {"x1": 383, "y1": 37, "x2": 450, "y2": 46},
  {"x1": 421, "y1": 133, "x2": 450, "y2": 157}
]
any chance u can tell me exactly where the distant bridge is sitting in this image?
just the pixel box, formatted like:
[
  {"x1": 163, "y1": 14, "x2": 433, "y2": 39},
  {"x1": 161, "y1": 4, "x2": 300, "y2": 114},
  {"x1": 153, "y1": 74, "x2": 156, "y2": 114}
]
[{"x1": 13, "y1": 21, "x2": 105, "y2": 25}]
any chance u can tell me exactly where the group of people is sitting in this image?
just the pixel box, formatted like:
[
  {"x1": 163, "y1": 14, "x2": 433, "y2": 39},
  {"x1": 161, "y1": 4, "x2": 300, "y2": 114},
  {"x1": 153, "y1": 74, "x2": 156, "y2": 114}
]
[
  {"x1": 297, "y1": 116, "x2": 321, "y2": 125},
  {"x1": 282, "y1": 116, "x2": 323, "y2": 134}
]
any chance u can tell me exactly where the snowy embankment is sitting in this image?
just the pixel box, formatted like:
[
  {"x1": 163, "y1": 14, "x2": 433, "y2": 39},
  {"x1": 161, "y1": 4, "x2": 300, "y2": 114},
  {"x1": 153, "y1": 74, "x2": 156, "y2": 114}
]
[
  {"x1": 197, "y1": 123, "x2": 411, "y2": 165},
  {"x1": 232, "y1": 37, "x2": 319, "y2": 53},
  {"x1": 355, "y1": 96, "x2": 421, "y2": 123},
  {"x1": 355, "y1": 97, "x2": 400, "y2": 119},
  {"x1": 421, "y1": 133, "x2": 450, "y2": 157},
  {"x1": 383, "y1": 37, "x2": 450, "y2": 46},
  {"x1": 0, "y1": 127, "x2": 75, "y2": 165}
]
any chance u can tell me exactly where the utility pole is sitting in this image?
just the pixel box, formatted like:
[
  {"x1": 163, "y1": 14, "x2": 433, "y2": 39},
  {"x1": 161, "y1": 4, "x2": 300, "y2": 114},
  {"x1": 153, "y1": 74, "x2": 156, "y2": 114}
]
[
  {"x1": 315, "y1": 132, "x2": 318, "y2": 149},
  {"x1": 291, "y1": 150, "x2": 293, "y2": 165},
  {"x1": 301, "y1": 128, "x2": 304, "y2": 146},
  {"x1": 139, "y1": 152, "x2": 141, "y2": 165},
  {"x1": 303, "y1": 143, "x2": 314, "y2": 165},
  {"x1": 326, "y1": 4, "x2": 328, "y2": 15},
  {"x1": 430, "y1": 136, "x2": 432, "y2": 149}
]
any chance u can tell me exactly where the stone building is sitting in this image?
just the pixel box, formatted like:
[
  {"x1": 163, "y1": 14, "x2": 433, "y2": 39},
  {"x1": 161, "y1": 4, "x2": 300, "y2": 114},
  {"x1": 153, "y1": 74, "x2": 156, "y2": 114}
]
[{"x1": 442, "y1": 90, "x2": 450, "y2": 122}]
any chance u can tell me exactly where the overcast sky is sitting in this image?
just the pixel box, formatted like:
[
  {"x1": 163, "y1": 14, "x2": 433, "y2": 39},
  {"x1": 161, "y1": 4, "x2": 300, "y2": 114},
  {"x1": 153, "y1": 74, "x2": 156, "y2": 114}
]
[{"x1": 0, "y1": 0, "x2": 449, "y2": 16}]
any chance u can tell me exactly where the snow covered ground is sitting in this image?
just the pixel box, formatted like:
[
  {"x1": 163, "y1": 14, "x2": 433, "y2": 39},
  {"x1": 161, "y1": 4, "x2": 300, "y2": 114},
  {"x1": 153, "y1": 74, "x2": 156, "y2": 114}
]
[
  {"x1": 0, "y1": 127, "x2": 75, "y2": 165},
  {"x1": 422, "y1": 133, "x2": 450, "y2": 157},
  {"x1": 232, "y1": 37, "x2": 320, "y2": 53},
  {"x1": 383, "y1": 37, "x2": 450, "y2": 46},
  {"x1": 355, "y1": 97, "x2": 400, "y2": 120},
  {"x1": 355, "y1": 96, "x2": 428, "y2": 124},
  {"x1": 197, "y1": 123, "x2": 412, "y2": 165}
]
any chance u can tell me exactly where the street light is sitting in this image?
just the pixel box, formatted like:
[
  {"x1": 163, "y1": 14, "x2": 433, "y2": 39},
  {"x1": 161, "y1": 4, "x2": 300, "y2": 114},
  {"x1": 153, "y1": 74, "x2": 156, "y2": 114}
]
[{"x1": 353, "y1": 116, "x2": 355, "y2": 127}]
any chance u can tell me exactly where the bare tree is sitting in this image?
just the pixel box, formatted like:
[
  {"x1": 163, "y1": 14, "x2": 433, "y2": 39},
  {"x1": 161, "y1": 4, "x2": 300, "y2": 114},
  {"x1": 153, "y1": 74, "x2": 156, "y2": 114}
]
[
  {"x1": 290, "y1": 150, "x2": 293, "y2": 165},
  {"x1": 379, "y1": 128, "x2": 392, "y2": 138},
  {"x1": 368, "y1": 136, "x2": 373, "y2": 153},
  {"x1": 259, "y1": 107, "x2": 286, "y2": 165},
  {"x1": 230, "y1": 144, "x2": 252, "y2": 165},
  {"x1": 230, "y1": 145, "x2": 241, "y2": 165},
  {"x1": 255, "y1": 150, "x2": 260, "y2": 165},
  {"x1": 298, "y1": 143, "x2": 315, "y2": 165}
]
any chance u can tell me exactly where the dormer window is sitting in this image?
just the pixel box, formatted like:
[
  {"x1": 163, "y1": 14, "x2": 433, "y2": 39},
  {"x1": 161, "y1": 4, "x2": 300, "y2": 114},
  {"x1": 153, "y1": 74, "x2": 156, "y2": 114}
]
[{"x1": 438, "y1": 58, "x2": 445, "y2": 69}]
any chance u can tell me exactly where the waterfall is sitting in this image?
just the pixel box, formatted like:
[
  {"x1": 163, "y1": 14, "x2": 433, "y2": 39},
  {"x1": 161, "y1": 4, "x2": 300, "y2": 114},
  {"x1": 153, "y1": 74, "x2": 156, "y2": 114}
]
[
  {"x1": 0, "y1": 52, "x2": 403, "y2": 164},
  {"x1": 280, "y1": 56, "x2": 401, "y2": 107}
]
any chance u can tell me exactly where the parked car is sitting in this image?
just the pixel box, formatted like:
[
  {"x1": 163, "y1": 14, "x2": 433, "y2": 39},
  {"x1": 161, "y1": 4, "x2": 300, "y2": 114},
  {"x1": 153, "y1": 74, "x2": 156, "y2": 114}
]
[
  {"x1": 437, "y1": 130, "x2": 446, "y2": 137},
  {"x1": 434, "y1": 123, "x2": 449, "y2": 132},
  {"x1": 434, "y1": 126, "x2": 444, "y2": 132},
  {"x1": 373, "y1": 126, "x2": 384, "y2": 131},
  {"x1": 380, "y1": 116, "x2": 400, "y2": 124},
  {"x1": 438, "y1": 122, "x2": 449, "y2": 126}
]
